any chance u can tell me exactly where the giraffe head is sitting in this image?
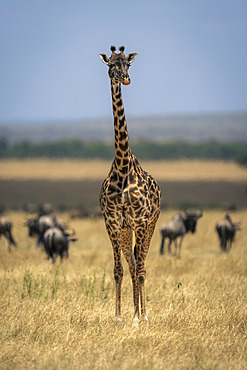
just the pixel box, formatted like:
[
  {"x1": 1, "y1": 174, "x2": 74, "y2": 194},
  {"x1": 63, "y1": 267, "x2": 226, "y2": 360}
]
[{"x1": 99, "y1": 46, "x2": 138, "y2": 85}]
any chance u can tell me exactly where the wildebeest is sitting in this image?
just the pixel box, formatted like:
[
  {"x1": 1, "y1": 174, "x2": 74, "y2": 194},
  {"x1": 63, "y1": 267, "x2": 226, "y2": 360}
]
[
  {"x1": 26, "y1": 214, "x2": 55, "y2": 242},
  {"x1": 215, "y1": 214, "x2": 241, "y2": 252},
  {"x1": 0, "y1": 216, "x2": 17, "y2": 252},
  {"x1": 160, "y1": 210, "x2": 203, "y2": 257},
  {"x1": 43, "y1": 227, "x2": 77, "y2": 263},
  {"x1": 38, "y1": 203, "x2": 54, "y2": 216},
  {"x1": 25, "y1": 214, "x2": 66, "y2": 246}
]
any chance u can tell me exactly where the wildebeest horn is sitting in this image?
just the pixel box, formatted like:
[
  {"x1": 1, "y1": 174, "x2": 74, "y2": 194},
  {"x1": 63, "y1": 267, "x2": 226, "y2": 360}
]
[{"x1": 64, "y1": 227, "x2": 76, "y2": 237}]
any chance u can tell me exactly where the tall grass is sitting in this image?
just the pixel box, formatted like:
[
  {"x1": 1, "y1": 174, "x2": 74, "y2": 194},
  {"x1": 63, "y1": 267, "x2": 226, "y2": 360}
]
[{"x1": 0, "y1": 210, "x2": 246, "y2": 369}]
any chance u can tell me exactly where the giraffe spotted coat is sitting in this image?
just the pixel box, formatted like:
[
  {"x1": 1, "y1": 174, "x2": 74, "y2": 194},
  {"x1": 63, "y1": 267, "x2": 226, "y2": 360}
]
[{"x1": 99, "y1": 46, "x2": 161, "y2": 325}]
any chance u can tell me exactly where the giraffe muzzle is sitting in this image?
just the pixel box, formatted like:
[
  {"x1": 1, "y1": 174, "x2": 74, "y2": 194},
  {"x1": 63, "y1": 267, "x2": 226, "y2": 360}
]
[
  {"x1": 120, "y1": 73, "x2": 130, "y2": 85},
  {"x1": 122, "y1": 78, "x2": 130, "y2": 85}
]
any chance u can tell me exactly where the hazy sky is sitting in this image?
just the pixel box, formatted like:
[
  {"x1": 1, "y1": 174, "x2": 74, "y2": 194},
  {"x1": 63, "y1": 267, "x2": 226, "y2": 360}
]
[{"x1": 0, "y1": 0, "x2": 247, "y2": 123}]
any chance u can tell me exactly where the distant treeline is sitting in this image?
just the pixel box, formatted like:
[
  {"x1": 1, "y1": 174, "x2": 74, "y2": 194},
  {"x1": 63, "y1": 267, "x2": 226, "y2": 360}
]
[{"x1": 0, "y1": 137, "x2": 247, "y2": 163}]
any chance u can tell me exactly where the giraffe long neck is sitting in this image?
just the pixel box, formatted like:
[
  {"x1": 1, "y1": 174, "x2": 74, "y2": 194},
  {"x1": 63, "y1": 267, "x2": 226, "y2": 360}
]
[{"x1": 111, "y1": 80, "x2": 130, "y2": 172}]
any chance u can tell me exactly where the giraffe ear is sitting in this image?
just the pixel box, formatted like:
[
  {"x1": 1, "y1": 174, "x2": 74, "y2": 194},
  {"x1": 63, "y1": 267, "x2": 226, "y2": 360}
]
[
  {"x1": 127, "y1": 53, "x2": 138, "y2": 64},
  {"x1": 99, "y1": 53, "x2": 110, "y2": 65}
]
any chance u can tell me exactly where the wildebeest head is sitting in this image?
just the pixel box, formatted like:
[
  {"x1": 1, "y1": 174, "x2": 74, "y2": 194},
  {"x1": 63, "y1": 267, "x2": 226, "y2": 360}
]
[
  {"x1": 183, "y1": 210, "x2": 203, "y2": 234},
  {"x1": 63, "y1": 227, "x2": 78, "y2": 242},
  {"x1": 25, "y1": 218, "x2": 39, "y2": 237},
  {"x1": 224, "y1": 214, "x2": 241, "y2": 233}
]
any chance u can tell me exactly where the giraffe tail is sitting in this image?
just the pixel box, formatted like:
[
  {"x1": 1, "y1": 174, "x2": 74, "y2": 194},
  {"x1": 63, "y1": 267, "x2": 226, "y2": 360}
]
[{"x1": 134, "y1": 244, "x2": 137, "y2": 260}]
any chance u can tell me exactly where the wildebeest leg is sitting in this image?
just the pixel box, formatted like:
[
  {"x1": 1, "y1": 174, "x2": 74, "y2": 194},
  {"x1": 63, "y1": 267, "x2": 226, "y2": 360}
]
[
  {"x1": 221, "y1": 228, "x2": 227, "y2": 252},
  {"x1": 37, "y1": 233, "x2": 44, "y2": 247},
  {"x1": 44, "y1": 234, "x2": 53, "y2": 260},
  {"x1": 6, "y1": 232, "x2": 17, "y2": 252},
  {"x1": 229, "y1": 239, "x2": 233, "y2": 251},
  {"x1": 160, "y1": 233, "x2": 166, "y2": 255},
  {"x1": 226, "y1": 239, "x2": 232, "y2": 253},
  {"x1": 65, "y1": 241, "x2": 69, "y2": 258},
  {"x1": 7, "y1": 237, "x2": 12, "y2": 253},
  {"x1": 173, "y1": 239, "x2": 178, "y2": 256},
  {"x1": 222, "y1": 237, "x2": 227, "y2": 252},
  {"x1": 8, "y1": 231, "x2": 17, "y2": 249},
  {"x1": 60, "y1": 243, "x2": 68, "y2": 262},
  {"x1": 220, "y1": 238, "x2": 224, "y2": 251},
  {"x1": 177, "y1": 237, "x2": 183, "y2": 258},
  {"x1": 167, "y1": 239, "x2": 172, "y2": 255}
]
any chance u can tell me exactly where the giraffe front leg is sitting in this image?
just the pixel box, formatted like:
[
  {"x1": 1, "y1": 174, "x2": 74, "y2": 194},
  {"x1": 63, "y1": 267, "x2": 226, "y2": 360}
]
[
  {"x1": 135, "y1": 223, "x2": 149, "y2": 325},
  {"x1": 135, "y1": 219, "x2": 158, "y2": 326},
  {"x1": 106, "y1": 225, "x2": 123, "y2": 324},
  {"x1": 121, "y1": 228, "x2": 139, "y2": 325}
]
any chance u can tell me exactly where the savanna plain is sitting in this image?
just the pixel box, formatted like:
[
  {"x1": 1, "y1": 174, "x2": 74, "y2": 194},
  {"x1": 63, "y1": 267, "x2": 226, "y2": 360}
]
[{"x1": 0, "y1": 159, "x2": 247, "y2": 369}]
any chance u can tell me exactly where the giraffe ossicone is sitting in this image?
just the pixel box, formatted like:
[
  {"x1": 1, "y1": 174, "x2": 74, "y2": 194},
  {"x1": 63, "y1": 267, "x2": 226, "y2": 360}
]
[{"x1": 99, "y1": 45, "x2": 161, "y2": 325}]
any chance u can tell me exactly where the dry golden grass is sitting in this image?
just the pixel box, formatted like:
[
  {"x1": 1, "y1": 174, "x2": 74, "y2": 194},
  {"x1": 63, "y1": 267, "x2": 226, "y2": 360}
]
[
  {"x1": 0, "y1": 210, "x2": 246, "y2": 369},
  {"x1": 1, "y1": 159, "x2": 247, "y2": 182}
]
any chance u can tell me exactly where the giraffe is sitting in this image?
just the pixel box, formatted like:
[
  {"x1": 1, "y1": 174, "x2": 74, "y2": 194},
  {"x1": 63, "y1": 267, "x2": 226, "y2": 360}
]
[{"x1": 99, "y1": 46, "x2": 161, "y2": 326}]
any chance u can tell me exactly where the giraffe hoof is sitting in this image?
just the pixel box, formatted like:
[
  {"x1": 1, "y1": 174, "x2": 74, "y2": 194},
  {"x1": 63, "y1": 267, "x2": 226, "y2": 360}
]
[
  {"x1": 113, "y1": 317, "x2": 123, "y2": 326},
  {"x1": 143, "y1": 315, "x2": 149, "y2": 327},
  {"x1": 132, "y1": 316, "x2": 139, "y2": 328}
]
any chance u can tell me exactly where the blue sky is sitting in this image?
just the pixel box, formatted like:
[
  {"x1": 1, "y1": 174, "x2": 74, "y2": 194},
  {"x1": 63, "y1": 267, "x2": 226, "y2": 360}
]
[{"x1": 0, "y1": 0, "x2": 247, "y2": 123}]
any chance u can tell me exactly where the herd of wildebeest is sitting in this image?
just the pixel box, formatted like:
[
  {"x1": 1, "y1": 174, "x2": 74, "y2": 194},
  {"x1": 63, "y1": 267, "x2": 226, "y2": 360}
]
[
  {"x1": 0, "y1": 204, "x2": 241, "y2": 262},
  {"x1": 0, "y1": 205, "x2": 78, "y2": 262}
]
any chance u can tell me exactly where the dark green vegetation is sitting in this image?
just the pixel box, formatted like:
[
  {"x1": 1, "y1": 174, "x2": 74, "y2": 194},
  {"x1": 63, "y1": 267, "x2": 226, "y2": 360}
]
[
  {"x1": 0, "y1": 137, "x2": 247, "y2": 163},
  {"x1": 1, "y1": 179, "x2": 247, "y2": 211}
]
